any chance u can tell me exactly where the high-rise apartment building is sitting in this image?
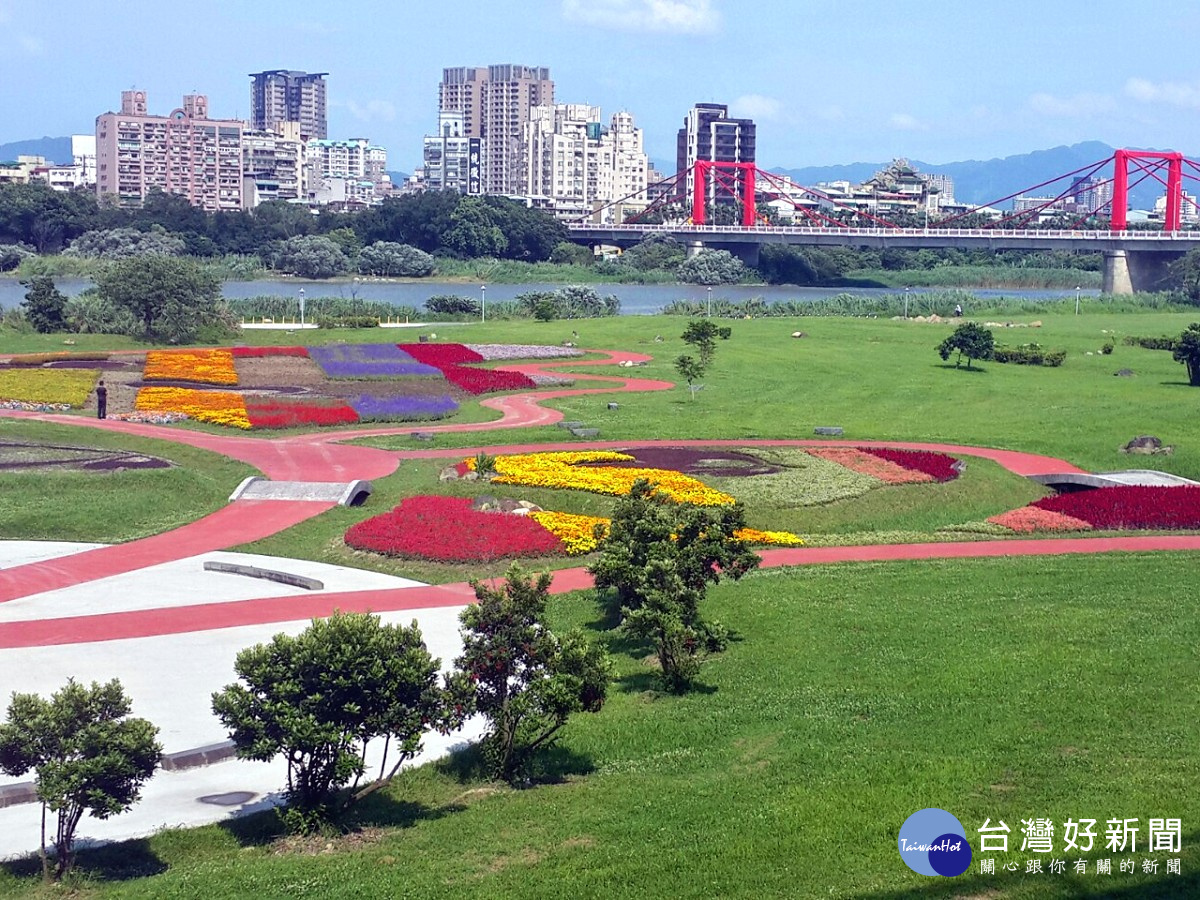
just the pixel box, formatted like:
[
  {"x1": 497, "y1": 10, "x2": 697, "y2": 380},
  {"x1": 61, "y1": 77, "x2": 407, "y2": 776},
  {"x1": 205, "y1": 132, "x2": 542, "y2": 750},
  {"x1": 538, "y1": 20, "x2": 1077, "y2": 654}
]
[
  {"x1": 242, "y1": 122, "x2": 303, "y2": 206},
  {"x1": 305, "y1": 137, "x2": 387, "y2": 183},
  {"x1": 423, "y1": 111, "x2": 482, "y2": 194},
  {"x1": 604, "y1": 111, "x2": 648, "y2": 207},
  {"x1": 676, "y1": 103, "x2": 756, "y2": 209},
  {"x1": 249, "y1": 70, "x2": 328, "y2": 141},
  {"x1": 95, "y1": 91, "x2": 244, "y2": 211},
  {"x1": 439, "y1": 64, "x2": 553, "y2": 195}
]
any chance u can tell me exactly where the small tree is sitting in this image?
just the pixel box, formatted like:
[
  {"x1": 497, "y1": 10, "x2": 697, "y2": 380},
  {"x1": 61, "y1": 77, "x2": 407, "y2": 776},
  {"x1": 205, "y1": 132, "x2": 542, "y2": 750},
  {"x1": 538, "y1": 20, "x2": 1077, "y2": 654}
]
[
  {"x1": 589, "y1": 480, "x2": 760, "y2": 692},
  {"x1": 681, "y1": 319, "x2": 732, "y2": 368},
  {"x1": 1172, "y1": 322, "x2": 1200, "y2": 385},
  {"x1": 457, "y1": 565, "x2": 612, "y2": 783},
  {"x1": 272, "y1": 235, "x2": 349, "y2": 279},
  {"x1": 95, "y1": 255, "x2": 229, "y2": 342},
  {"x1": 676, "y1": 248, "x2": 749, "y2": 285},
  {"x1": 0, "y1": 679, "x2": 161, "y2": 882},
  {"x1": 21, "y1": 275, "x2": 68, "y2": 333},
  {"x1": 212, "y1": 612, "x2": 469, "y2": 832},
  {"x1": 426, "y1": 294, "x2": 480, "y2": 316},
  {"x1": 674, "y1": 354, "x2": 705, "y2": 400},
  {"x1": 938, "y1": 322, "x2": 994, "y2": 370},
  {"x1": 360, "y1": 241, "x2": 436, "y2": 277}
]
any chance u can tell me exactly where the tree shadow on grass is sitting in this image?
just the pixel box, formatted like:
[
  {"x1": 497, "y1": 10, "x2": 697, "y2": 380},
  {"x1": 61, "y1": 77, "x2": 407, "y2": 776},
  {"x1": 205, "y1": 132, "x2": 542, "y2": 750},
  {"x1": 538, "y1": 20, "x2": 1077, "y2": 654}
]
[
  {"x1": 933, "y1": 363, "x2": 990, "y2": 373},
  {"x1": 2, "y1": 838, "x2": 168, "y2": 884},
  {"x1": 435, "y1": 740, "x2": 595, "y2": 787}
]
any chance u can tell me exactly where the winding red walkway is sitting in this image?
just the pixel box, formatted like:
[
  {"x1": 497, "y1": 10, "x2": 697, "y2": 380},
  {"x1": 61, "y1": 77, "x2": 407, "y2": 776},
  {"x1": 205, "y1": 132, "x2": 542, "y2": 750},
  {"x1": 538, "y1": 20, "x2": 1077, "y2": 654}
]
[{"x1": 3, "y1": 343, "x2": 1197, "y2": 650}]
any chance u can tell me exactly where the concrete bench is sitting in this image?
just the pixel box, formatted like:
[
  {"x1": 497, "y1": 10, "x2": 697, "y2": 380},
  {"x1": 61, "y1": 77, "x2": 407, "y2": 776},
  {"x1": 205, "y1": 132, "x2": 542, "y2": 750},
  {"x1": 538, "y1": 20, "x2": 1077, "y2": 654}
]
[{"x1": 814, "y1": 427, "x2": 844, "y2": 436}]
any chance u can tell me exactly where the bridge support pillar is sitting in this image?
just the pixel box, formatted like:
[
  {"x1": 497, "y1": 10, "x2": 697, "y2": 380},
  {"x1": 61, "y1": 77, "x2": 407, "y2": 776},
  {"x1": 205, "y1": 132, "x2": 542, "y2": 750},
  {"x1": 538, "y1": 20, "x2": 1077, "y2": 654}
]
[
  {"x1": 726, "y1": 242, "x2": 761, "y2": 269},
  {"x1": 1103, "y1": 250, "x2": 1180, "y2": 295},
  {"x1": 686, "y1": 241, "x2": 705, "y2": 259}
]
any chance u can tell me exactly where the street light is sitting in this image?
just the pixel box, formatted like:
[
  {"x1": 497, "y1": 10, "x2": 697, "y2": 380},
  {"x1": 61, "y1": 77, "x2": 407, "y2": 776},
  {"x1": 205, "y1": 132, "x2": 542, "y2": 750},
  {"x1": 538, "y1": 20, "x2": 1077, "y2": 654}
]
[
  {"x1": 298, "y1": 288, "x2": 305, "y2": 327},
  {"x1": 706, "y1": 286, "x2": 712, "y2": 318},
  {"x1": 480, "y1": 285, "x2": 487, "y2": 324},
  {"x1": 904, "y1": 286, "x2": 910, "y2": 319},
  {"x1": 1075, "y1": 285, "x2": 1081, "y2": 316}
]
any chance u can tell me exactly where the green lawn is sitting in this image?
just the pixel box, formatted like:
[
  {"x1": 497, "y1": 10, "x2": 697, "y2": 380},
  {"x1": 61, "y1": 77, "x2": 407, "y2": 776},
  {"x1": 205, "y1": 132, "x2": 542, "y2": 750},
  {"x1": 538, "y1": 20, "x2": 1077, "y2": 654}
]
[
  {"x1": 0, "y1": 420, "x2": 253, "y2": 542},
  {"x1": 4, "y1": 553, "x2": 1197, "y2": 898}
]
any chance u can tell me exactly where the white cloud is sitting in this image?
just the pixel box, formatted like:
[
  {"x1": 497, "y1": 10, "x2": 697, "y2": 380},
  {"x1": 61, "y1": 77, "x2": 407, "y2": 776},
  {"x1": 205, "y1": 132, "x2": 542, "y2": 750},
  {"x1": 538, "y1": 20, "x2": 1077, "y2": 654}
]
[
  {"x1": 1028, "y1": 91, "x2": 1114, "y2": 118},
  {"x1": 1125, "y1": 77, "x2": 1200, "y2": 109},
  {"x1": 730, "y1": 94, "x2": 781, "y2": 121},
  {"x1": 338, "y1": 99, "x2": 397, "y2": 123},
  {"x1": 889, "y1": 113, "x2": 923, "y2": 131},
  {"x1": 562, "y1": 0, "x2": 720, "y2": 35}
]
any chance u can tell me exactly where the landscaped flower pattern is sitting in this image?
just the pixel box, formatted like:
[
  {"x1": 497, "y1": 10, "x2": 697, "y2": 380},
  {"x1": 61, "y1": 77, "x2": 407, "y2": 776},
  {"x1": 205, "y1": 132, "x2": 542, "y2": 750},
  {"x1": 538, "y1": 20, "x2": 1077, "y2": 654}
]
[
  {"x1": 401, "y1": 342, "x2": 538, "y2": 395},
  {"x1": 528, "y1": 511, "x2": 610, "y2": 555},
  {"x1": 135, "y1": 387, "x2": 251, "y2": 429},
  {"x1": 859, "y1": 447, "x2": 961, "y2": 482},
  {"x1": 466, "y1": 450, "x2": 738, "y2": 506},
  {"x1": 0, "y1": 369, "x2": 100, "y2": 407},
  {"x1": 344, "y1": 393, "x2": 458, "y2": 422},
  {"x1": 230, "y1": 346, "x2": 310, "y2": 358},
  {"x1": 987, "y1": 506, "x2": 1092, "y2": 533},
  {"x1": 244, "y1": 397, "x2": 359, "y2": 430},
  {"x1": 144, "y1": 350, "x2": 238, "y2": 385},
  {"x1": 804, "y1": 448, "x2": 934, "y2": 484},
  {"x1": 345, "y1": 496, "x2": 563, "y2": 562},
  {"x1": 309, "y1": 343, "x2": 440, "y2": 378},
  {"x1": 465, "y1": 344, "x2": 583, "y2": 360}
]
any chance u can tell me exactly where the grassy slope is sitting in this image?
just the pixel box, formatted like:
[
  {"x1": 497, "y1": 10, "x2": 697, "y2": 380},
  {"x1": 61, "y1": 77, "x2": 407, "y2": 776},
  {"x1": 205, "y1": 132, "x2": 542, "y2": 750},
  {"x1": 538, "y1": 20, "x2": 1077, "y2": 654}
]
[
  {"x1": 4, "y1": 553, "x2": 1197, "y2": 898},
  {"x1": 0, "y1": 421, "x2": 253, "y2": 542}
]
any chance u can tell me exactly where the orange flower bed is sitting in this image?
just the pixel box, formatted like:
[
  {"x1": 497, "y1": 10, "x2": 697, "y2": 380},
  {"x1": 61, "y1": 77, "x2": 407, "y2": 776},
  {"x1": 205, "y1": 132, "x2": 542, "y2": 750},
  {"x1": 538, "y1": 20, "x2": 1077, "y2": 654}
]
[
  {"x1": 806, "y1": 448, "x2": 933, "y2": 484},
  {"x1": 144, "y1": 349, "x2": 238, "y2": 385},
  {"x1": 135, "y1": 386, "x2": 251, "y2": 429},
  {"x1": 987, "y1": 506, "x2": 1093, "y2": 533}
]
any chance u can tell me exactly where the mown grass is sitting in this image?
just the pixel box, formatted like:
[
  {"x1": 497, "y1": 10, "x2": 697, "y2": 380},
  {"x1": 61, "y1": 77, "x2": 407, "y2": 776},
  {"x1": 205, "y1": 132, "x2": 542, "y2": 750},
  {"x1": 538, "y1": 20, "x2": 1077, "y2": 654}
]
[
  {"x1": 4, "y1": 552, "x2": 1199, "y2": 898},
  {"x1": 0, "y1": 420, "x2": 253, "y2": 542}
]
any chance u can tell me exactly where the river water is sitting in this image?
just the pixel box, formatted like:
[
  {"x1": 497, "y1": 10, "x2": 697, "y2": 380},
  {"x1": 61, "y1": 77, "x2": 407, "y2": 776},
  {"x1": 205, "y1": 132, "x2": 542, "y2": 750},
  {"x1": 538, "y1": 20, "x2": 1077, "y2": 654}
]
[{"x1": 0, "y1": 277, "x2": 1093, "y2": 315}]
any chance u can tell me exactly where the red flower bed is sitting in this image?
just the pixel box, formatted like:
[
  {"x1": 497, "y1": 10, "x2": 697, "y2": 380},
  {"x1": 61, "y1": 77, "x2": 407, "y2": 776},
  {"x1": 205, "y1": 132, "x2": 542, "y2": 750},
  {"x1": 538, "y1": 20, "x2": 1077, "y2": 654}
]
[
  {"x1": 345, "y1": 495, "x2": 563, "y2": 561},
  {"x1": 230, "y1": 346, "x2": 309, "y2": 358},
  {"x1": 399, "y1": 342, "x2": 536, "y2": 395},
  {"x1": 859, "y1": 447, "x2": 960, "y2": 482},
  {"x1": 245, "y1": 397, "x2": 359, "y2": 429},
  {"x1": 1033, "y1": 486, "x2": 1200, "y2": 530}
]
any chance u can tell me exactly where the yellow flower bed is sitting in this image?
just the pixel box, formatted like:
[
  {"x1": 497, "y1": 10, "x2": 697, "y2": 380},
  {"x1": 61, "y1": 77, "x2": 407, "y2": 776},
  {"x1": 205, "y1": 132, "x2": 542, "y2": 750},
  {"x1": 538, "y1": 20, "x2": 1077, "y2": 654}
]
[
  {"x1": 733, "y1": 527, "x2": 805, "y2": 547},
  {"x1": 529, "y1": 509, "x2": 803, "y2": 554},
  {"x1": 0, "y1": 369, "x2": 99, "y2": 407},
  {"x1": 135, "y1": 386, "x2": 251, "y2": 429},
  {"x1": 144, "y1": 349, "x2": 238, "y2": 385},
  {"x1": 529, "y1": 511, "x2": 610, "y2": 555},
  {"x1": 469, "y1": 451, "x2": 737, "y2": 506}
]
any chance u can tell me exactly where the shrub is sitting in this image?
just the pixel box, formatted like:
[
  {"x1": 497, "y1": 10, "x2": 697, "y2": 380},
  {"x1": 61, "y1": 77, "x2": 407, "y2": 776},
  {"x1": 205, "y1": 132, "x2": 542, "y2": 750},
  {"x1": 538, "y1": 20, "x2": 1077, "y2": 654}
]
[
  {"x1": 358, "y1": 241, "x2": 436, "y2": 277},
  {"x1": 271, "y1": 235, "x2": 349, "y2": 279},
  {"x1": 315, "y1": 315, "x2": 380, "y2": 329},
  {"x1": 65, "y1": 226, "x2": 185, "y2": 259},
  {"x1": 677, "y1": 249, "x2": 750, "y2": 285},
  {"x1": 1123, "y1": 335, "x2": 1178, "y2": 350},
  {"x1": 991, "y1": 344, "x2": 1067, "y2": 366},
  {"x1": 425, "y1": 294, "x2": 480, "y2": 316}
]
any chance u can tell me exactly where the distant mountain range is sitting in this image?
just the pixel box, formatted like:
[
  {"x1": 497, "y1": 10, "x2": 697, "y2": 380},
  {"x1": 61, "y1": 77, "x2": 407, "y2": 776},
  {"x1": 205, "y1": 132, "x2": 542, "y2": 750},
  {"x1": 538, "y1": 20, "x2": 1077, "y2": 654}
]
[{"x1": 5, "y1": 136, "x2": 1185, "y2": 211}]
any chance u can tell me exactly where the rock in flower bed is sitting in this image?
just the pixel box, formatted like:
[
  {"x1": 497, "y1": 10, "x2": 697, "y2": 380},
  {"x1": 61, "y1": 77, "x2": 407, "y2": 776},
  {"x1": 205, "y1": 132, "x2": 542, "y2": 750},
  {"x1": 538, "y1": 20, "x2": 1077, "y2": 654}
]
[
  {"x1": 309, "y1": 343, "x2": 440, "y2": 378},
  {"x1": 345, "y1": 495, "x2": 563, "y2": 562},
  {"x1": 144, "y1": 349, "x2": 238, "y2": 386},
  {"x1": 465, "y1": 343, "x2": 584, "y2": 360},
  {"x1": 0, "y1": 369, "x2": 99, "y2": 407},
  {"x1": 401, "y1": 342, "x2": 537, "y2": 395},
  {"x1": 1000, "y1": 485, "x2": 1200, "y2": 531}
]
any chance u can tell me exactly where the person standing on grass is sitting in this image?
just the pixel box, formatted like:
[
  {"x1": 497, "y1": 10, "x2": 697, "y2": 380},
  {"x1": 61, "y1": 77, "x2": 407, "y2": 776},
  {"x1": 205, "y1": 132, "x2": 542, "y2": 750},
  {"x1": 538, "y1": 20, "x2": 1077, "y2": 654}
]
[{"x1": 95, "y1": 380, "x2": 107, "y2": 420}]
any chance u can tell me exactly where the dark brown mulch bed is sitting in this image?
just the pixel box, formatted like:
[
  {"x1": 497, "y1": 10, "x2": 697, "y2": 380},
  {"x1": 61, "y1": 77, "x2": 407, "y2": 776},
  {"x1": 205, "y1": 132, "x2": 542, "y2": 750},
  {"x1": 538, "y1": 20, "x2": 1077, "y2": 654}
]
[{"x1": 583, "y1": 447, "x2": 781, "y2": 478}]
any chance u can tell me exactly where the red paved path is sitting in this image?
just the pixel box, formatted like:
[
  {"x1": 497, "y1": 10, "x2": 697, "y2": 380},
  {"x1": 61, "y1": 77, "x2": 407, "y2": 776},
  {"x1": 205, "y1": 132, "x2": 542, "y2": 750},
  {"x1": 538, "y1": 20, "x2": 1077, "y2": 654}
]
[{"x1": 4, "y1": 342, "x2": 1194, "y2": 650}]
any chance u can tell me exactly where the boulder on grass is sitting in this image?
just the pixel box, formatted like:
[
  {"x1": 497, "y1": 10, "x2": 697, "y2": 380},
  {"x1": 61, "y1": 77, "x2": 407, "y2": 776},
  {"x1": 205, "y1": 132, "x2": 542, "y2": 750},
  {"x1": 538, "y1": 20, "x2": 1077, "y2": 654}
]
[{"x1": 1121, "y1": 435, "x2": 1173, "y2": 455}]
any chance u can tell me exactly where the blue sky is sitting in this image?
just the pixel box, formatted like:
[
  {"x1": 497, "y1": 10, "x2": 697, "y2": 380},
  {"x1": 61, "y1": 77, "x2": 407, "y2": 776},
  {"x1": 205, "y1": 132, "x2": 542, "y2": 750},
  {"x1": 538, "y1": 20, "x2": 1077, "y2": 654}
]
[{"x1": 4, "y1": 0, "x2": 1200, "y2": 169}]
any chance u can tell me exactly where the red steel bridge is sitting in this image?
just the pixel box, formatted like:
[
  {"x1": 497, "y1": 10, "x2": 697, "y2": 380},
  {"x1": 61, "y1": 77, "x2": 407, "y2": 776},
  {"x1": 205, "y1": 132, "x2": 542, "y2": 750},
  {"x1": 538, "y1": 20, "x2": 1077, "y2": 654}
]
[{"x1": 564, "y1": 150, "x2": 1200, "y2": 293}]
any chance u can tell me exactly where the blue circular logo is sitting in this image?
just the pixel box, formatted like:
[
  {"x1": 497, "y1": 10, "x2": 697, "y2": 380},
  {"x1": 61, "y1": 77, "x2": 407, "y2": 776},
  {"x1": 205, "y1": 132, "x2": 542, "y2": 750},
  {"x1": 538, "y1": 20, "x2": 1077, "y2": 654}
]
[{"x1": 898, "y1": 808, "x2": 972, "y2": 877}]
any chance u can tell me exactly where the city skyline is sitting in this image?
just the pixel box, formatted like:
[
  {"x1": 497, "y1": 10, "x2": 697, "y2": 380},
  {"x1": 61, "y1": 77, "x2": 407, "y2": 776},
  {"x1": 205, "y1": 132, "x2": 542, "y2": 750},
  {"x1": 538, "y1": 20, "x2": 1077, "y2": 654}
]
[{"x1": 4, "y1": 0, "x2": 1200, "y2": 169}]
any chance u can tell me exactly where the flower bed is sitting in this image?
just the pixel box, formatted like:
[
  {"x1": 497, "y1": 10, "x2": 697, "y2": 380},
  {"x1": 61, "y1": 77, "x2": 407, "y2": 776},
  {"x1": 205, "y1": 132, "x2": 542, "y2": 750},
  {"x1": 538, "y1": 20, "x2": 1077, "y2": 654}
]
[
  {"x1": 469, "y1": 450, "x2": 737, "y2": 506},
  {"x1": 0, "y1": 399, "x2": 72, "y2": 412},
  {"x1": 144, "y1": 350, "x2": 238, "y2": 386},
  {"x1": 244, "y1": 397, "x2": 359, "y2": 430},
  {"x1": 859, "y1": 447, "x2": 961, "y2": 482},
  {"x1": 528, "y1": 511, "x2": 610, "y2": 555},
  {"x1": 309, "y1": 343, "x2": 439, "y2": 378},
  {"x1": 1032, "y1": 486, "x2": 1200, "y2": 530},
  {"x1": 0, "y1": 369, "x2": 99, "y2": 407},
  {"x1": 805, "y1": 448, "x2": 933, "y2": 484},
  {"x1": 110, "y1": 411, "x2": 190, "y2": 425},
  {"x1": 135, "y1": 387, "x2": 251, "y2": 429},
  {"x1": 401, "y1": 342, "x2": 537, "y2": 395},
  {"x1": 230, "y1": 346, "x2": 309, "y2": 358},
  {"x1": 344, "y1": 393, "x2": 458, "y2": 422},
  {"x1": 465, "y1": 343, "x2": 583, "y2": 360},
  {"x1": 345, "y1": 496, "x2": 563, "y2": 562},
  {"x1": 987, "y1": 506, "x2": 1092, "y2": 533}
]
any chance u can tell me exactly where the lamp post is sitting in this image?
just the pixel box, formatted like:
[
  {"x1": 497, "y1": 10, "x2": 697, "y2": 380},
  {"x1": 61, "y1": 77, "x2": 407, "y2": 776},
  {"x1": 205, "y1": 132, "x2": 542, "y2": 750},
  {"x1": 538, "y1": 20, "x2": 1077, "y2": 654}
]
[
  {"x1": 706, "y1": 286, "x2": 712, "y2": 318},
  {"x1": 904, "y1": 286, "x2": 910, "y2": 319},
  {"x1": 480, "y1": 285, "x2": 487, "y2": 324},
  {"x1": 1075, "y1": 285, "x2": 1081, "y2": 316},
  {"x1": 298, "y1": 288, "x2": 305, "y2": 327}
]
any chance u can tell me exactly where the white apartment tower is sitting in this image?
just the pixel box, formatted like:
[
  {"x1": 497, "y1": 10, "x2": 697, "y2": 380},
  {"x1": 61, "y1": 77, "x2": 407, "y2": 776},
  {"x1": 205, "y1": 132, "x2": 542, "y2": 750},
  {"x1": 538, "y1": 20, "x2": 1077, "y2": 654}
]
[{"x1": 423, "y1": 111, "x2": 482, "y2": 194}]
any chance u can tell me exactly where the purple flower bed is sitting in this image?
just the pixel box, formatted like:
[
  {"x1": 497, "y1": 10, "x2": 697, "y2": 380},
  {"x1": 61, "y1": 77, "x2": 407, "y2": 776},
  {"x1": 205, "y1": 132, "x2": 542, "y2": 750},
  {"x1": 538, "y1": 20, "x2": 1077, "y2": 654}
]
[
  {"x1": 309, "y1": 343, "x2": 441, "y2": 378},
  {"x1": 465, "y1": 343, "x2": 584, "y2": 360},
  {"x1": 346, "y1": 393, "x2": 459, "y2": 422}
]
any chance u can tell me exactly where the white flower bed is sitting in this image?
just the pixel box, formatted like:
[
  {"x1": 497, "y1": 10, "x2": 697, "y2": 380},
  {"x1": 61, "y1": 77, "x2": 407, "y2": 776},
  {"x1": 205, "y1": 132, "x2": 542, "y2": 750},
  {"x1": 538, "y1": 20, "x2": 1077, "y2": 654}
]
[{"x1": 465, "y1": 344, "x2": 584, "y2": 361}]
